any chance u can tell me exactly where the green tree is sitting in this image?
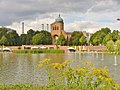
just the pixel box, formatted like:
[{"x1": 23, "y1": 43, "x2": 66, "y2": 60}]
[
  {"x1": 79, "y1": 35, "x2": 87, "y2": 45},
  {"x1": 0, "y1": 27, "x2": 8, "y2": 38},
  {"x1": 90, "y1": 27, "x2": 111, "y2": 45},
  {"x1": 35, "y1": 31, "x2": 40, "y2": 35},
  {"x1": 71, "y1": 31, "x2": 83, "y2": 45},
  {"x1": 25, "y1": 29, "x2": 36, "y2": 45},
  {"x1": 5, "y1": 31, "x2": 20, "y2": 46},
  {"x1": 93, "y1": 37, "x2": 101, "y2": 45},
  {"x1": 102, "y1": 34, "x2": 112, "y2": 45},
  {"x1": 0, "y1": 36, "x2": 8, "y2": 45},
  {"x1": 106, "y1": 40, "x2": 114, "y2": 52},
  {"x1": 103, "y1": 30, "x2": 120, "y2": 45},
  {"x1": 111, "y1": 30, "x2": 119, "y2": 42},
  {"x1": 27, "y1": 29, "x2": 36, "y2": 36},
  {"x1": 32, "y1": 31, "x2": 52, "y2": 45},
  {"x1": 56, "y1": 34, "x2": 66, "y2": 45},
  {"x1": 20, "y1": 34, "x2": 28, "y2": 45},
  {"x1": 115, "y1": 40, "x2": 120, "y2": 54}
]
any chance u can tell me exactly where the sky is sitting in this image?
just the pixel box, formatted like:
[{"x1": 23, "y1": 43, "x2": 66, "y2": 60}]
[{"x1": 1, "y1": 0, "x2": 120, "y2": 34}]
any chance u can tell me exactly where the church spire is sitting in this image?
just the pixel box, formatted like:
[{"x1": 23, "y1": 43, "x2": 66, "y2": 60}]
[
  {"x1": 59, "y1": 14, "x2": 60, "y2": 17},
  {"x1": 55, "y1": 14, "x2": 63, "y2": 23}
]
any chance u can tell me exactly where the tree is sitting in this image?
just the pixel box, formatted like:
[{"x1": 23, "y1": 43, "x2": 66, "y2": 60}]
[
  {"x1": 32, "y1": 31, "x2": 52, "y2": 45},
  {"x1": 90, "y1": 27, "x2": 111, "y2": 45},
  {"x1": 27, "y1": 29, "x2": 36, "y2": 36},
  {"x1": 56, "y1": 34, "x2": 66, "y2": 45},
  {"x1": 93, "y1": 37, "x2": 101, "y2": 46},
  {"x1": 106, "y1": 40, "x2": 114, "y2": 52},
  {"x1": 5, "y1": 31, "x2": 20, "y2": 46},
  {"x1": 20, "y1": 34, "x2": 28, "y2": 45},
  {"x1": 103, "y1": 30, "x2": 120, "y2": 45},
  {"x1": 35, "y1": 31, "x2": 40, "y2": 35},
  {"x1": 102, "y1": 34, "x2": 112, "y2": 45},
  {"x1": 115, "y1": 40, "x2": 120, "y2": 54},
  {"x1": 79, "y1": 35, "x2": 87, "y2": 45},
  {"x1": 71, "y1": 31, "x2": 83, "y2": 45},
  {"x1": 111, "y1": 30, "x2": 119, "y2": 42},
  {"x1": 25, "y1": 29, "x2": 36, "y2": 45},
  {"x1": 0, "y1": 28, "x2": 8, "y2": 38},
  {"x1": 0, "y1": 36, "x2": 8, "y2": 45}
]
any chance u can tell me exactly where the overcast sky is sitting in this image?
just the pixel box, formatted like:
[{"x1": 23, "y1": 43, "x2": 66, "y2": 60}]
[{"x1": 1, "y1": 0, "x2": 120, "y2": 34}]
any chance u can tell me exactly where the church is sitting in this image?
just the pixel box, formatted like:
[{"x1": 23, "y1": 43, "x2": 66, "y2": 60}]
[{"x1": 50, "y1": 14, "x2": 71, "y2": 45}]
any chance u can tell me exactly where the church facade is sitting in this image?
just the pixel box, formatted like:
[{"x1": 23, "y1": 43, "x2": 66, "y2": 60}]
[{"x1": 50, "y1": 14, "x2": 71, "y2": 45}]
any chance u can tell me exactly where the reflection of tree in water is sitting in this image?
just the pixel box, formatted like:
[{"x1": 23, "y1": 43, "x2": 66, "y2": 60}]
[
  {"x1": 114, "y1": 56, "x2": 117, "y2": 66},
  {"x1": 31, "y1": 54, "x2": 40, "y2": 61},
  {"x1": 0, "y1": 53, "x2": 18, "y2": 84},
  {"x1": 3, "y1": 53, "x2": 17, "y2": 64},
  {"x1": 101, "y1": 53, "x2": 104, "y2": 61},
  {"x1": 79, "y1": 53, "x2": 84, "y2": 60},
  {"x1": 9, "y1": 53, "x2": 17, "y2": 62},
  {"x1": 0, "y1": 54, "x2": 3, "y2": 65},
  {"x1": 44, "y1": 54, "x2": 65, "y2": 63},
  {"x1": 112, "y1": 66, "x2": 119, "y2": 84},
  {"x1": 15, "y1": 54, "x2": 41, "y2": 84}
]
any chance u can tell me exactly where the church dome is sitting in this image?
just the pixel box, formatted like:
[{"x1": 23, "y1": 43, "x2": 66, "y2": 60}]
[{"x1": 56, "y1": 14, "x2": 63, "y2": 23}]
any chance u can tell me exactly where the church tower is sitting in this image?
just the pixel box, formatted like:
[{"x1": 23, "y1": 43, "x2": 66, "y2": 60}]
[
  {"x1": 50, "y1": 14, "x2": 71, "y2": 45},
  {"x1": 51, "y1": 14, "x2": 64, "y2": 44}
]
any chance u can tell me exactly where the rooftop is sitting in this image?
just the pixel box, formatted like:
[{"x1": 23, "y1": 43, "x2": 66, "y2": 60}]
[{"x1": 55, "y1": 14, "x2": 63, "y2": 23}]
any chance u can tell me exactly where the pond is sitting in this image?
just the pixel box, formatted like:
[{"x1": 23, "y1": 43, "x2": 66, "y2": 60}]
[{"x1": 0, "y1": 52, "x2": 120, "y2": 85}]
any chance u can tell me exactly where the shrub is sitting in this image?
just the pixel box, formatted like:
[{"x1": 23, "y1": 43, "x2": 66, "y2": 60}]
[{"x1": 38, "y1": 59, "x2": 120, "y2": 90}]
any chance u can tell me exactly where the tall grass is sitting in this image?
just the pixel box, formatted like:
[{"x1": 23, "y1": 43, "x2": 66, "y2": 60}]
[
  {"x1": 0, "y1": 84, "x2": 46, "y2": 90},
  {"x1": 13, "y1": 49, "x2": 64, "y2": 54}
]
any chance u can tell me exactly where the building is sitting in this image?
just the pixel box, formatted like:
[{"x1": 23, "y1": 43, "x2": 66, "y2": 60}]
[
  {"x1": 50, "y1": 14, "x2": 92, "y2": 45},
  {"x1": 50, "y1": 14, "x2": 71, "y2": 45}
]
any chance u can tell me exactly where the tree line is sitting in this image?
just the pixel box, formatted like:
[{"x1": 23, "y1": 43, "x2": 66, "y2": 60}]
[
  {"x1": 0, "y1": 27, "x2": 120, "y2": 47},
  {"x1": 0, "y1": 28, "x2": 53, "y2": 46},
  {"x1": 56, "y1": 31, "x2": 87, "y2": 46},
  {"x1": 0, "y1": 27, "x2": 88, "y2": 46},
  {"x1": 89, "y1": 27, "x2": 120, "y2": 54},
  {"x1": 89, "y1": 27, "x2": 120, "y2": 46}
]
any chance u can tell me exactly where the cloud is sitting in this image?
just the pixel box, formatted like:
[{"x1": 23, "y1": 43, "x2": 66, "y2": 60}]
[
  {"x1": 0, "y1": 0, "x2": 95, "y2": 25},
  {"x1": 65, "y1": 20, "x2": 120, "y2": 33},
  {"x1": 0, "y1": 0, "x2": 120, "y2": 34},
  {"x1": 89, "y1": 0, "x2": 118, "y2": 12}
]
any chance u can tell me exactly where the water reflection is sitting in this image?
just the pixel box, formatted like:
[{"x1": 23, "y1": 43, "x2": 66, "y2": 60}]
[
  {"x1": 0, "y1": 53, "x2": 119, "y2": 84},
  {"x1": 96, "y1": 53, "x2": 99, "y2": 59},
  {"x1": 114, "y1": 56, "x2": 117, "y2": 66},
  {"x1": 101, "y1": 53, "x2": 104, "y2": 61}
]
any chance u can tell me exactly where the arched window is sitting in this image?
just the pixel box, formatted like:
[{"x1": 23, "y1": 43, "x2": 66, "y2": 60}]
[
  {"x1": 57, "y1": 27, "x2": 59, "y2": 30},
  {"x1": 53, "y1": 27, "x2": 54, "y2": 30},
  {"x1": 55, "y1": 26, "x2": 56, "y2": 30}
]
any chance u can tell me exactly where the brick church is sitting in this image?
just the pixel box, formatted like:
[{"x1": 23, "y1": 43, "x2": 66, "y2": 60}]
[{"x1": 50, "y1": 14, "x2": 71, "y2": 45}]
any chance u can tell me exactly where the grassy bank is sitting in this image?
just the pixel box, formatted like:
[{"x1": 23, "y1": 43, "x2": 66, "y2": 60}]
[
  {"x1": 0, "y1": 84, "x2": 43, "y2": 90},
  {"x1": 0, "y1": 84, "x2": 63, "y2": 90},
  {"x1": 13, "y1": 49, "x2": 64, "y2": 54}
]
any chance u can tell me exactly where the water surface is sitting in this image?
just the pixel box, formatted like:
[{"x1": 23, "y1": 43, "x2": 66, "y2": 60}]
[{"x1": 0, "y1": 52, "x2": 119, "y2": 84}]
